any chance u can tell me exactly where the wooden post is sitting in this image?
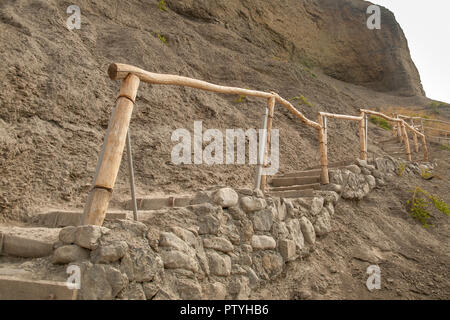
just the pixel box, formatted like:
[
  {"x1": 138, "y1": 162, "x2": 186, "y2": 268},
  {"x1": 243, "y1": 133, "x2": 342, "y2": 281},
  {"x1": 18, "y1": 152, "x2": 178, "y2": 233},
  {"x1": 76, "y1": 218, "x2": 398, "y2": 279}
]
[
  {"x1": 410, "y1": 119, "x2": 419, "y2": 153},
  {"x1": 396, "y1": 115, "x2": 402, "y2": 143},
  {"x1": 421, "y1": 135, "x2": 429, "y2": 161},
  {"x1": 317, "y1": 114, "x2": 329, "y2": 184},
  {"x1": 359, "y1": 111, "x2": 367, "y2": 160},
  {"x1": 82, "y1": 74, "x2": 140, "y2": 226},
  {"x1": 255, "y1": 108, "x2": 268, "y2": 190},
  {"x1": 400, "y1": 121, "x2": 412, "y2": 161},
  {"x1": 392, "y1": 113, "x2": 397, "y2": 137},
  {"x1": 261, "y1": 96, "x2": 275, "y2": 192}
]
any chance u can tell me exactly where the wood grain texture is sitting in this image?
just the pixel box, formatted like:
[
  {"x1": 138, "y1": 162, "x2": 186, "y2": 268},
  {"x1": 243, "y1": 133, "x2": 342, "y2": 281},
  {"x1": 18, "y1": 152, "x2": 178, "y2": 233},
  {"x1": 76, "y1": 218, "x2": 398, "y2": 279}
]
[
  {"x1": 83, "y1": 73, "x2": 140, "y2": 226},
  {"x1": 317, "y1": 114, "x2": 329, "y2": 184},
  {"x1": 261, "y1": 96, "x2": 275, "y2": 192}
]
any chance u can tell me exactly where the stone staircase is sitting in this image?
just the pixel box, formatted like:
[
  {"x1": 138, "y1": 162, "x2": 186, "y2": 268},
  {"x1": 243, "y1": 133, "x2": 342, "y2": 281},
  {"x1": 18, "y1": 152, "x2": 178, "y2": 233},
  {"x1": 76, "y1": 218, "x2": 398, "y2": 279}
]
[
  {"x1": 0, "y1": 225, "x2": 78, "y2": 299},
  {"x1": 378, "y1": 136, "x2": 426, "y2": 162},
  {"x1": 0, "y1": 193, "x2": 217, "y2": 299},
  {"x1": 0, "y1": 208, "x2": 138, "y2": 299},
  {"x1": 265, "y1": 160, "x2": 355, "y2": 198}
]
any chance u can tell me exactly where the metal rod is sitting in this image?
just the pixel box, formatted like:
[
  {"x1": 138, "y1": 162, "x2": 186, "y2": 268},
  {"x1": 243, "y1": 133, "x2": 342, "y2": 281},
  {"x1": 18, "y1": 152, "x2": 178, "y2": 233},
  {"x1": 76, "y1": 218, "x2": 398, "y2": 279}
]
[
  {"x1": 126, "y1": 131, "x2": 138, "y2": 221},
  {"x1": 365, "y1": 113, "x2": 368, "y2": 155},
  {"x1": 255, "y1": 107, "x2": 269, "y2": 190}
]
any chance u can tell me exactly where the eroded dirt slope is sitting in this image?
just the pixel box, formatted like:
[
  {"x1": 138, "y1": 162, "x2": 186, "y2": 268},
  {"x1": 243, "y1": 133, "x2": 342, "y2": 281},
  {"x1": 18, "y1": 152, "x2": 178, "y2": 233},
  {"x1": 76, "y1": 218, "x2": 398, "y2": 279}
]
[{"x1": 0, "y1": 0, "x2": 434, "y2": 222}]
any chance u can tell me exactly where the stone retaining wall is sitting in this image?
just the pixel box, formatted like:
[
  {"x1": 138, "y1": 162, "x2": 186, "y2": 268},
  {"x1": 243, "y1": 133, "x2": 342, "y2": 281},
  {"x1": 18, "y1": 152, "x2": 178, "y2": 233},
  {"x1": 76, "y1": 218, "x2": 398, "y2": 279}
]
[{"x1": 50, "y1": 156, "x2": 434, "y2": 300}]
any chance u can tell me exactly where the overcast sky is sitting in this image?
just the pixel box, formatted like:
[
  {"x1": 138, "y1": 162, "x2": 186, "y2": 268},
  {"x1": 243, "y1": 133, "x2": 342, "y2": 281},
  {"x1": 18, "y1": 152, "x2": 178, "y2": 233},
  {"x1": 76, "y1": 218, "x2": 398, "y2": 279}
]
[{"x1": 373, "y1": 0, "x2": 450, "y2": 103}]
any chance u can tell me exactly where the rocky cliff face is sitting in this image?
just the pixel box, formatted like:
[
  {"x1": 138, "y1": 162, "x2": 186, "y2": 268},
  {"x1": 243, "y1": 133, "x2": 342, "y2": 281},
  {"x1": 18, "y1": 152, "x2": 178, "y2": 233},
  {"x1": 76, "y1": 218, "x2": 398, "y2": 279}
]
[
  {"x1": 168, "y1": 0, "x2": 424, "y2": 96},
  {"x1": 0, "y1": 0, "x2": 425, "y2": 220}
]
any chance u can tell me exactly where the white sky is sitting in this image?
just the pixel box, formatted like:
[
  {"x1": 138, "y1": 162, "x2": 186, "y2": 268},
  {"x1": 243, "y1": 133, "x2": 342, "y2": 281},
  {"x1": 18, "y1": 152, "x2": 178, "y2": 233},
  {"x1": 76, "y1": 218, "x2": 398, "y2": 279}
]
[{"x1": 373, "y1": 0, "x2": 450, "y2": 103}]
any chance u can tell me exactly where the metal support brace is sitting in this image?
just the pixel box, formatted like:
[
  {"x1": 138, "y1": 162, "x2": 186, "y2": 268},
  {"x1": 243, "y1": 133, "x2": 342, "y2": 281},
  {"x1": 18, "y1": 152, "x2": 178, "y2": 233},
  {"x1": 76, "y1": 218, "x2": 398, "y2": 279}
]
[
  {"x1": 126, "y1": 131, "x2": 138, "y2": 221},
  {"x1": 364, "y1": 113, "x2": 368, "y2": 155},
  {"x1": 255, "y1": 107, "x2": 269, "y2": 190}
]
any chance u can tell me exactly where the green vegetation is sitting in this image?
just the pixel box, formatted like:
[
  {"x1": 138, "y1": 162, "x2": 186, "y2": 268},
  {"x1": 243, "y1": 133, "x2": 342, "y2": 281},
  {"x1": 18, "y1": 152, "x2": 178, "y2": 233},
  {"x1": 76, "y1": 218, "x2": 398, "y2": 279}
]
[
  {"x1": 439, "y1": 144, "x2": 450, "y2": 151},
  {"x1": 234, "y1": 95, "x2": 247, "y2": 103},
  {"x1": 157, "y1": 33, "x2": 167, "y2": 44},
  {"x1": 299, "y1": 56, "x2": 315, "y2": 69},
  {"x1": 304, "y1": 66, "x2": 317, "y2": 78},
  {"x1": 158, "y1": 0, "x2": 168, "y2": 11},
  {"x1": 396, "y1": 162, "x2": 406, "y2": 176},
  {"x1": 369, "y1": 115, "x2": 392, "y2": 130},
  {"x1": 292, "y1": 95, "x2": 313, "y2": 108},
  {"x1": 427, "y1": 101, "x2": 450, "y2": 115},
  {"x1": 407, "y1": 187, "x2": 450, "y2": 228},
  {"x1": 420, "y1": 168, "x2": 433, "y2": 180}
]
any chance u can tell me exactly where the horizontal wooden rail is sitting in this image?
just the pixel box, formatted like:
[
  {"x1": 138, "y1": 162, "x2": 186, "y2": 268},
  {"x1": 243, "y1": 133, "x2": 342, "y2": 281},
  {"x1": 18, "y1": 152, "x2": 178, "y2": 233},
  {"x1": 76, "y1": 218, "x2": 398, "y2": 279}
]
[
  {"x1": 360, "y1": 109, "x2": 402, "y2": 122},
  {"x1": 423, "y1": 126, "x2": 450, "y2": 134},
  {"x1": 109, "y1": 63, "x2": 273, "y2": 99},
  {"x1": 403, "y1": 121, "x2": 425, "y2": 137},
  {"x1": 273, "y1": 94, "x2": 321, "y2": 129},
  {"x1": 398, "y1": 115, "x2": 450, "y2": 126},
  {"x1": 319, "y1": 112, "x2": 363, "y2": 121},
  {"x1": 428, "y1": 135, "x2": 450, "y2": 140},
  {"x1": 108, "y1": 63, "x2": 321, "y2": 130},
  {"x1": 319, "y1": 112, "x2": 364, "y2": 121}
]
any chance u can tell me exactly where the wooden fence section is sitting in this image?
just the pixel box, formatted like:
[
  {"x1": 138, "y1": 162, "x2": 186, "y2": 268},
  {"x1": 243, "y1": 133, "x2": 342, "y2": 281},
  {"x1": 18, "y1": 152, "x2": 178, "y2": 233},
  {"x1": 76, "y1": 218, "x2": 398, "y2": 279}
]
[{"x1": 82, "y1": 63, "x2": 433, "y2": 226}]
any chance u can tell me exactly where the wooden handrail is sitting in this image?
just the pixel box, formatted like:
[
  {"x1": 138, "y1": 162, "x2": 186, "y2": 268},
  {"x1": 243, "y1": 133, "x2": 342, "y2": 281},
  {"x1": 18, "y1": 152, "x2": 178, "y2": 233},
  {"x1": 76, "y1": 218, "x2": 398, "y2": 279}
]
[
  {"x1": 423, "y1": 126, "x2": 450, "y2": 134},
  {"x1": 319, "y1": 112, "x2": 363, "y2": 121},
  {"x1": 109, "y1": 63, "x2": 274, "y2": 99},
  {"x1": 82, "y1": 63, "x2": 436, "y2": 226},
  {"x1": 108, "y1": 63, "x2": 321, "y2": 130},
  {"x1": 360, "y1": 109, "x2": 402, "y2": 122},
  {"x1": 273, "y1": 93, "x2": 321, "y2": 129},
  {"x1": 398, "y1": 115, "x2": 450, "y2": 126}
]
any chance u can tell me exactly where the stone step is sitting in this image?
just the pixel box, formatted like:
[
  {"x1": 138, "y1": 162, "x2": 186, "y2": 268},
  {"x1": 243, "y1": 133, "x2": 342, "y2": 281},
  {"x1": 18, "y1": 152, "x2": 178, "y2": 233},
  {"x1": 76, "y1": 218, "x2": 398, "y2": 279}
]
[
  {"x1": 123, "y1": 195, "x2": 194, "y2": 211},
  {"x1": 0, "y1": 276, "x2": 77, "y2": 300},
  {"x1": 269, "y1": 183, "x2": 321, "y2": 192},
  {"x1": 278, "y1": 169, "x2": 322, "y2": 178},
  {"x1": 382, "y1": 142, "x2": 402, "y2": 146},
  {"x1": 33, "y1": 210, "x2": 130, "y2": 228},
  {"x1": 378, "y1": 137, "x2": 402, "y2": 144},
  {"x1": 269, "y1": 176, "x2": 320, "y2": 187},
  {"x1": 0, "y1": 226, "x2": 60, "y2": 258},
  {"x1": 389, "y1": 152, "x2": 406, "y2": 155},
  {"x1": 383, "y1": 148, "x2": 404, "y2": 152},
  {"x1": 307, "y1": 160, "x2": 354, "y2": 170},
  {"x1": 266, "y1": 189, "x2": 315, "y2": 198}
]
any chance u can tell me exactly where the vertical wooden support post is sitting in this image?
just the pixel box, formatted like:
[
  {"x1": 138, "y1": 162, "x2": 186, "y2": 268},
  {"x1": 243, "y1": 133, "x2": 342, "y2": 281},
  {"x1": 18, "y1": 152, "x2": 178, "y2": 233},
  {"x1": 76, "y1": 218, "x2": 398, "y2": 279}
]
[
  {"x1": 400, "y1": 121, "x2": 412, "y2": 161},
  {"x1": 260, "y1": 96, "x2": 275, "y2": 192},
  {"x1": 421, "y1": 135, "x2": 429, "y2": 161},
  {"x1": 255, "y1": 108, "x2": 268, "y2": 190},
  {"x1": 317, "y1": 114, "x2": 329, "y2": 184},
  {"x1": 410, "y1": 119, "x2": 419, "y2": 153},
  {"x1": 396, "y1": 115, "x2": 402, "y2": 143},
  {"x1": 82, "y1": 74, "x2": 140, "y2": 226},
  {"x1": 359, "y1": 111, "x2": 367, "y2": 160},
  {"x1": 392, "y1": 113, "x2": 397, "y2": 137}
]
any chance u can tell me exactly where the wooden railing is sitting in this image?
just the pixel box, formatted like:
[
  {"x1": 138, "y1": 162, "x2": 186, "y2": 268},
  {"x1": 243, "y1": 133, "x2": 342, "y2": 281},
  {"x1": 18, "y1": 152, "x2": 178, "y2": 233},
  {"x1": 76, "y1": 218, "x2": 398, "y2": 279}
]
[
  {"x1": 82, "y1": 63, "x2": 321, "y2": 225},
  {"x1": 81, "y1": 63, "x2": 433, "y2": 226}
]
